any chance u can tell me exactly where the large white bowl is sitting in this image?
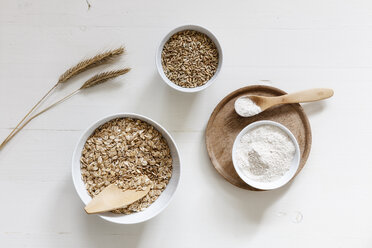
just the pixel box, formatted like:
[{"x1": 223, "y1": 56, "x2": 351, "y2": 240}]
[
  {"x1": 232, "y1": 120, "x2": 300, "y2": 190},
  {"x1": 156, "y1": 24, "x2": 223, "y2": 93},
  {"x1": 72, "y1": 113, "x2": 181, "y2": 224}
]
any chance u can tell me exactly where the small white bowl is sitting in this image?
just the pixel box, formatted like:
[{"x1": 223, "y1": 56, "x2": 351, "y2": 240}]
[
  {"x1": 232, "y1": 120, "x2": 300, "y2": 190},
  {"x1": 72, "y1": 113, "x2": 181, "y2": 224},
  {"x1": 156, "y1": 24, "x2": 223, "y2": 93}
]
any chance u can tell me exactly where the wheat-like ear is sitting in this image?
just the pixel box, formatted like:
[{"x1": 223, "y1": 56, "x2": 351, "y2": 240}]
[
  {"x1": 58, "y1": 47, "x2": 125, "y2": 83},
  {"x1": 0, "y1": 67, "x2": 131, "y2": 150},
  {"x1": 0, "y1": 46, "x2": 126, "y2": 150},
  {"x1": 80, "y1": 68, "x2": 131, "y2": 89}
]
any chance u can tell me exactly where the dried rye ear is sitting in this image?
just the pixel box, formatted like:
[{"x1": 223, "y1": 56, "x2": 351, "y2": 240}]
[
  {"x1": 0, "y1": 46, "x2": 125, "y2": 150},
  {"x1": 0, "y1": 67, "x2": 131, "y2": 150},
  {"x1": 58, "y1": 47, "x2": 125, "y2": 83},
  {"x1": 80, "y1": 68, "x2": 131, "y2": 89}
]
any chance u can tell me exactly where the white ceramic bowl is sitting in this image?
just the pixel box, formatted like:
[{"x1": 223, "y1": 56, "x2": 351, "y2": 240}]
[
  {"x1": 232, "y1": 120, "x2": 300, "y2": 190},
  {"x1": 72, "y1": 113, "x2": 181, "y2": 224},
  {"x1": 156, "y1": 24, "x2": 223, "y2": 93}
]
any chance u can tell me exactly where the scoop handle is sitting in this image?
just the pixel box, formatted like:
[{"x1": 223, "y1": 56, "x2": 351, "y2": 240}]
[{"x1": 279, "y1": 88, "x2": 334, "y2": 103}]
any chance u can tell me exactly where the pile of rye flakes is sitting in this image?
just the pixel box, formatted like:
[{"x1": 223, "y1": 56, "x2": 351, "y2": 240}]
[
  {"x1": 80, "y1": 118, "x2": 173, "y2": 214},
  {"x1": 161, "y1": 30, "x2": 219, "y2": 88}
]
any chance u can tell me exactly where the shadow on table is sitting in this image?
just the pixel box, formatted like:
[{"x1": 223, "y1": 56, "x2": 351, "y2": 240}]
[
  {"x1": 49, "y1": 177, "x2": 146, "y2": 248},
  {"x1": 79, "y1": 212, "x2": 146, "y2": 248},
  {"x1": 199, "y1": 130, "x2": 290, "y2": 227},
  {"x1": 214, "y1": 177, "x2": 290, "y2": 223},
  {"x1": 82, "y1": 215, "x2": 146, "y2": 248},
  {"x1": 129, "y1": 73, "x2": 199, "y2": 130},
  {"x1": 302, "y1": 101, "x2": 326, "y2": 116}
]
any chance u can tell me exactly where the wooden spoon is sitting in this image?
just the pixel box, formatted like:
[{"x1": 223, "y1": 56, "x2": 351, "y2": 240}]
[
  {"x1": 84, "y1": 184, "x2": 150, "y2": 214},
  {"x1": 235, "y1": 88, "x2": 334, "y2": 117}
]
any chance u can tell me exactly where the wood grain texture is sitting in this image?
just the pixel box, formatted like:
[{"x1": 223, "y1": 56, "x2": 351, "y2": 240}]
[
  {"x1": 249, "y1": 88, "x2": 334, "y2": 111},
  {"x1": 206, "y1": 85, "x2": 312, "y2": 190}
]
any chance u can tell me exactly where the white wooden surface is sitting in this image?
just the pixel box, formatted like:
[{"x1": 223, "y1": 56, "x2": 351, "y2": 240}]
[{"x1": 0, "y1": 0, "x2": 371, "y2": 247}]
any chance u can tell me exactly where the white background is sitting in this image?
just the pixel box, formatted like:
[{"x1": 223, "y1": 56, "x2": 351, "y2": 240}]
[{"x1": 1, "y1": 0, "x2": 371, "y2": 247}]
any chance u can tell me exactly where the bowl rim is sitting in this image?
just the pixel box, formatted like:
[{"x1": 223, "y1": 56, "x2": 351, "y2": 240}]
[
  {"x1": 231, "y1": 120, "x2": 301, "y2": 190},
  {"x1": 155, "y1": 24, "x2": 223, "y2": 93},
  {"x1": 71, "y1": 112, "x2": 181, "y2": 224}
]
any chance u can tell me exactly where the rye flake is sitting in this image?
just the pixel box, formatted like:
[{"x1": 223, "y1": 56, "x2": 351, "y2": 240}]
[{"x1": 80, "y1": 118, "x2": 173, "y2": 214}]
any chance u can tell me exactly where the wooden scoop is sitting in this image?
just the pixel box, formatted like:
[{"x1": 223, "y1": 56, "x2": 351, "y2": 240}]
[
  {"x1": 236, "y1": 88, "x2": 334, "y2": 117},
  {"x1": 84, "y1": 184, "x2": 150, "y2": 214}
]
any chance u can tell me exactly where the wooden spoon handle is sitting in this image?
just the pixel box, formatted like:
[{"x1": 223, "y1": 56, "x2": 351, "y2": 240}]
[{"x1": 279, "y1": 88, "x2": 334, "y2": 103}]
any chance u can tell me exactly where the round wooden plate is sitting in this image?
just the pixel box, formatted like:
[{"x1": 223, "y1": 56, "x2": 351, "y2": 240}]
[{"x1": 205, "y1": 85, "x2": 312, "y2": 190}]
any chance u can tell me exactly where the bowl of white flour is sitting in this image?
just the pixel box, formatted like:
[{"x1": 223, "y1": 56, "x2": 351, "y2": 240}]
[{"x1": 232, "y1": 120, "x2": 300, "y2": 190}]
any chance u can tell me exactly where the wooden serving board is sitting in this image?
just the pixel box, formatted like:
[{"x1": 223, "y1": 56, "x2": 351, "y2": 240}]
[{"x1": 205, "y1": 85, "x2": 312, "y2": 191}]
